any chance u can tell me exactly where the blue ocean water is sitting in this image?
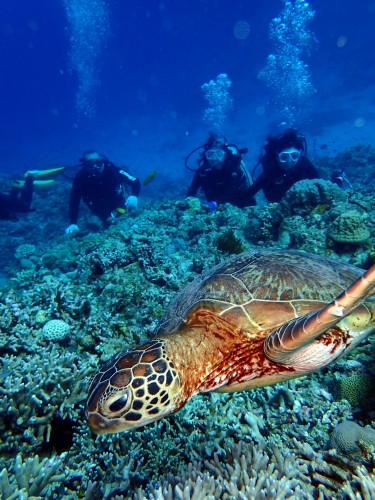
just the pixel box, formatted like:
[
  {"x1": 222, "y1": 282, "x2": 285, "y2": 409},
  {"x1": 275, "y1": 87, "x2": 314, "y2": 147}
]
[{"x1": 0, "y1": 0, "x2": 374, "y2": 186}]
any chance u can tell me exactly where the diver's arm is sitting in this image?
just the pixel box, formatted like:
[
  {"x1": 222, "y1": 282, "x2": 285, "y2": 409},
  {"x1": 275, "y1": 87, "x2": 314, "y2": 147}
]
[
  {"x1": 130, "y1": 177, "x2": 141, "y2": 197},
  {"x1": 69, "y1": 177, "x2": 82, "y2": 224},
  {"x1": 117, "y1": 168, "x2": 141, "y2": 197},
  {"x1": 247, "y1": 173, "x2": 266, "y2": 198},
  {"x1": 187, "y1": 173, "x2": 201, "y2": 197},
  {"x1": 19, "y1": 175, "x2": 34, "y2": 210}
]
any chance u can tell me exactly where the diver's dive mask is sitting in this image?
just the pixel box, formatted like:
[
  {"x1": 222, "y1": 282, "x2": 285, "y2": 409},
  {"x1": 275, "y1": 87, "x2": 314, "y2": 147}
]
[
  {"x1": 277, "y1": 148, "x2": 301, "y2": 170},
  {"x1": 84, "y1": 158, "x2": 106, "y2": 174},
  {"x1": 205, "y1": 148, "x2": 225, "y2": 164}
]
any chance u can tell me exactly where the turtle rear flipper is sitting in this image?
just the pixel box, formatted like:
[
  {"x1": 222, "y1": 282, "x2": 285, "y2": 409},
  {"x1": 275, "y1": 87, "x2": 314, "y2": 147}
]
[{"x1": 264, "y1": 263, "x2": 375, "y2": 367}]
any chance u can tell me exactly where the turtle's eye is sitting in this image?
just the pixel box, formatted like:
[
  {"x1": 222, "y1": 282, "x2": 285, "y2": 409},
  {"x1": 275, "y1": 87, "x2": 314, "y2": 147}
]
[
  {"x1": 102, "y1": 390, "x2": 132, "y2": 417},
  {"x1": 109, "y1": 395, "x2": 128, "y2": 413}
]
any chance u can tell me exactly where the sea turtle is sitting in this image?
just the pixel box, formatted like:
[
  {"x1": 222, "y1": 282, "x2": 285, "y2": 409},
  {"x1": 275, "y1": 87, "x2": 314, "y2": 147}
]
[{"x1": 86, "y1": 250, "x2": 375, "y2": 434}]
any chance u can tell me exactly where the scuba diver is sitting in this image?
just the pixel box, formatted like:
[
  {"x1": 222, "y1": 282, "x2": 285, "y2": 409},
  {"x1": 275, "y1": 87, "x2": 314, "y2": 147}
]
[
  {"x1": 186, "y1": 133, "x2": 254, "y2": 210},
  {"x1": 65, "y1": 151, "x2": 141, "y2": 234},
  {"x1": 0, "y1": 167, "x2": 63, "y2": 220},
  {"x1": 248, "y1": 128, "x2": 319, "y2": 203},
  {"x1": 0, "y1": 175, "x2": 34, "y2": 220},
  {"x1": 331, "y1": 170, "x2": 352, "y2": 190}
]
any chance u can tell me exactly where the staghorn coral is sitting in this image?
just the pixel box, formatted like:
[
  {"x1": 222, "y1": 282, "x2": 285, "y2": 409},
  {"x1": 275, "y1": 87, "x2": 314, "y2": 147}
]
[
  {"x1": 292, "y1": 438, "x2": 375, "y2": 496},
  {"x1": 342, "y1": 465, "x2": 375, "y2": 499},
  {"x1": 0, "y1": 346, "x2": 96, "y2": 455},
  {"x1": 0, "y1": 453, "x2": 66, "y2": 499},
  {"x1": 133, "y1": 439, "x2": 375, "y2": 500},
  {"x1": 138, "y1": 441, "x2": 313, "y2": 499}
]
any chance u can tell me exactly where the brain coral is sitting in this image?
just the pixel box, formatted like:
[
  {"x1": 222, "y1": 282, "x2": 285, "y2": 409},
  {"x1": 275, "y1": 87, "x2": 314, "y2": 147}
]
[
  {"x1": 337, "y1": 371, "x2": 375, "y2": 408},
  {"x1": 42, "y1": 319, "x2": 70, "y2": 342},
  {"x1": 327, "y1": 210, "x2": 370, "y2": 243},
  {"x1": 330, "y1": 421, "x2": 375, "y2": 454},
  {"x1": 15, "y1": 244, "x2": 36, "y2": 260}
]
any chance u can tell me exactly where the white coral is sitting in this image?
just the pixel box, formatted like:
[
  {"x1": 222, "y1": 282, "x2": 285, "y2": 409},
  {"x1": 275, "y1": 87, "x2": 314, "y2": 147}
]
[{"x1": 42, "y1": 319, "x2": 70, "y2": 341}]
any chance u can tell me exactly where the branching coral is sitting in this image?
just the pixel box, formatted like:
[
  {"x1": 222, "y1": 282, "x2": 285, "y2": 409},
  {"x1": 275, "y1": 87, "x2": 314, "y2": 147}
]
[
  {"x1": 0, "y1": 346, "x2": 96, "y2": 454},
  {"x1": 0, "y1": 453, "x2": 66, "y2": 499}
]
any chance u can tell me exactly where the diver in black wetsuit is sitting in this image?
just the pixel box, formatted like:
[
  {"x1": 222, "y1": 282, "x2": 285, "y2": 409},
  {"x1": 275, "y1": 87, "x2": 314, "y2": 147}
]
[
  {"x1": 248, "y1": 128, "x2": 319, "y2": 203},
  {"x1": 0, "y1": 175, "x2": 34, "y2": 220},
  {"x1": 65, "y1": 151, "x2": 141, "y2": 234},
  {"x1": 186, "y1": 133, "x2": 254, "y2": 210}
]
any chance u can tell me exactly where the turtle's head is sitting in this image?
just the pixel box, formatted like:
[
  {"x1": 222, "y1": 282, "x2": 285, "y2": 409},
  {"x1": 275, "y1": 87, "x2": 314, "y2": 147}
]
[{"x1": 86, "y1": 340, "x2": 181, "y2": 434}]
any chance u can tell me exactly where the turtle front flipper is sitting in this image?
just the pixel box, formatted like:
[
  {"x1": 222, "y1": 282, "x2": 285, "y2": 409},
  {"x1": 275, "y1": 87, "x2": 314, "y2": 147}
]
[{"x1": 264, "y1": 263, "x2": 375, "y2": 368}]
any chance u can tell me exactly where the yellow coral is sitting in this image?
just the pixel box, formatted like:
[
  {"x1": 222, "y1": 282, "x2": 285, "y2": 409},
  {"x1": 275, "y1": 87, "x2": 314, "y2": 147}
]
[{"x1": 35, "y1": 310, "x2": 49, "y2": 324}]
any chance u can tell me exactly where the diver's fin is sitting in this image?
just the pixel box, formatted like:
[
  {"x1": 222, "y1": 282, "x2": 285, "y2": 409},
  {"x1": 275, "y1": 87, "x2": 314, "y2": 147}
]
[
  {"x1": 34, "y1": 179, "x2": 56, "y2": 187},
  {"x1": 25, "y1": 167, "x2": 65, "y2": 178},
  {"x1": 13, "y1": 179, "x2": 56, "y2": 188}
]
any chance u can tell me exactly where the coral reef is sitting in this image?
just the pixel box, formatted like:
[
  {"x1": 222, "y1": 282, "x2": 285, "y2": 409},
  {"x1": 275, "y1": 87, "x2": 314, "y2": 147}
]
[
  {"x1": 216, "y1": 229, "x2": 246, "y2": 254},
  {"x1": 279, "y1": 179, "x2": 347, "y2": 217},
  {"x1": 316, "y1": 144, "x2": 375, "y2": 187},
  {"x1": 0, "y1": 453, "x2": 65, "y2": 499},
  {"x1": 0, "y1": 143, "x2": 374, "y2": 497}
]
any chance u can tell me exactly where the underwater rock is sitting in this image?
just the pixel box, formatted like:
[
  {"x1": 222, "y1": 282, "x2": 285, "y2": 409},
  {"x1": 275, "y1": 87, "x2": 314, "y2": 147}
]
[{"x1": 280, "y1": 179, "x2": 347, "y2": 217}]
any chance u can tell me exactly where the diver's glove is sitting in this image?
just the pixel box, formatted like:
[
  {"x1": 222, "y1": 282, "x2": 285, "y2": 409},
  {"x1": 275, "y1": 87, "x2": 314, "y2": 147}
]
[
  {"x1": 207, "y1": 201, "x2": 218, "y2": 212},
  {"x1": 65, "y1": 224, "x2": 79, "y2": 235},
  {"x1": 125, "y1": 195, "x2": 138, "y2": 210}
]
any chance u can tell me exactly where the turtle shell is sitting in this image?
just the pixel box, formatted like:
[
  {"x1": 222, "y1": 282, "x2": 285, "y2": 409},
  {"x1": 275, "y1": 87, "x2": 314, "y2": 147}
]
[{"x1": 154, "y1": 250, "x2": 363, "y2": 338}]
